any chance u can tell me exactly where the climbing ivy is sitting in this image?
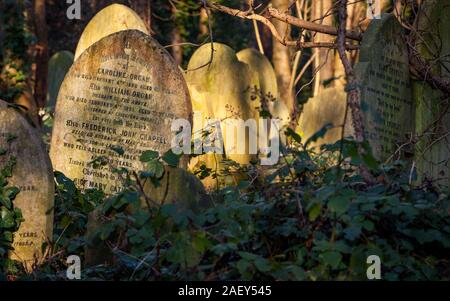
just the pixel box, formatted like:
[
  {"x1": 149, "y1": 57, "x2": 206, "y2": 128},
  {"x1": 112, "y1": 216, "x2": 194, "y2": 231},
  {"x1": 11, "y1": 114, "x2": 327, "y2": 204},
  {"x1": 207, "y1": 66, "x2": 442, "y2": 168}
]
[
  {"x1": 0, "y1": 0, "x2": 33, "y2": 102},
  {"x1": 0, "y1": 137, "x2": 24, "y2": 277}
]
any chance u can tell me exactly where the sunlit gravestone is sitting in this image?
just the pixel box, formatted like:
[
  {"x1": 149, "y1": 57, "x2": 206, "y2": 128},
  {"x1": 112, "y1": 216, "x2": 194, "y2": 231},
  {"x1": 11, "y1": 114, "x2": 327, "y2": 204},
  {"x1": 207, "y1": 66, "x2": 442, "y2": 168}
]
[
  {"x1": 413, "y1": 0, "x2": 450, "y2": 187},
  {"x1": 355, "y1": 14, "x2": 415, "y2": 160},
  {"x1": 298, "y1": 87, "x2": 353, "y2": 148},
  {"x1": 50, "y1": 30, "x2": 192, "y2": 195},
  {"x1": 47, "y1": 51, "x2": 74, "y2": 112},
  {"x1": 185, "y1": 43, "x2": 259, "y2": 189},
  {"x1": 0, "y1": 100, "x2": 54, "y2": 271},
  {"x1": 74, "y1": 4, "x2": 150, "y2": 61},
  {"x1": 237, "y1": 48, "x2": 291, "y2": 137}
]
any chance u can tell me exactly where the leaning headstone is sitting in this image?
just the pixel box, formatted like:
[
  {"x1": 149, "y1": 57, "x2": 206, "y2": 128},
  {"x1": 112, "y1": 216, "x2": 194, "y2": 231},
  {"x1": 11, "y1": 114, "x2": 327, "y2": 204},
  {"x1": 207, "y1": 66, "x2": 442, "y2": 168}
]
[
  {"x1": 74, "y1": 4, "x2": 149, "y2": 60},
  {"x1": 50, "y1": 30, "x2": 192, "y2": 195},
  {"x1": 413, "y1": 0, "x2": 450, "y2": 187},
  {"x1": 185, "y1": 43, "x2": 258, "y2": 189},
  {"x1": 298, "y1": 87, "x2": 353, "y2": 147},
  {"x1": 0, "y1": 100, "x2": 54, "y2": 271},
  {"x1": 47, "y1": 51, "x2": 74, "y2": 111},
  {"x1": 355, "y1": 14, "x2": 415, "y2": 160}
]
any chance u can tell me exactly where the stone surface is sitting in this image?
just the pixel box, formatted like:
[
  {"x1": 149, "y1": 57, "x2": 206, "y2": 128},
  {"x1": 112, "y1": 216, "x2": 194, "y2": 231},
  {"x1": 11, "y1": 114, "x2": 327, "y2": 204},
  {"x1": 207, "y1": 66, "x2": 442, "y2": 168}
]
[
  {"x1": 142, "y1": 166, "x2": 211, "y2": 210},
  {"x1": 298, "y1": 87, "x2": 353, "y2": 147},
  {"x1": 237, "y1": 48, "x2": 291, "y2": 129},
  {"x1": 50, "y1": 30, "x2": 192, "y2": 195},
  {"x1": 0, "y1": 100, "x2": 54, "y2": 271},
  {"x1": 74, "y1": 4, "x2": 149, "y2": 61},
  {"x1": 413, "y1": 0, "x2": 450, "y2": 187},
  {"x1": 185, "y1": 43, "x2": 258, "y2": 189},
  {"x1": 355, "y1": 14, "x2": 415, "y2": 160},
  {"x1": 47, "y1": 51, "x2": 74, "y2": 111}
]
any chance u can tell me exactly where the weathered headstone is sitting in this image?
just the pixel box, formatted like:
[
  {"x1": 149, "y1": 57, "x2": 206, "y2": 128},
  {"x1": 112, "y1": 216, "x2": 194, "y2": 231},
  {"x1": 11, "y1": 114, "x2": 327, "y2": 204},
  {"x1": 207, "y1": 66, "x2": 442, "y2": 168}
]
[
  {"x1": 142, "y1": 166, "x2": 211, "y2": 210},
  {"x1": 298, "y1": 87, "x2": 353, "y2": 147},
  {"x1": 236, "y1": 48, "x2": 290, "y2": 128},
  {"x1": 47, "y1": 51, "x2": 74, "y2": 111},
  {"x1": 0, "y1": 100, "x2": 54, "y2": 271},
  {"x1": 355, "y1": 14, "x2": 415, "y2": 160},
  {"x1": 185, "y1": 43, "x2": 258, "y2": 189},
  {"x1": 74, "y1": 4, "x2": 149, "y2": 61},
  {"x1": 50, "y1": 30, "x2": 192, "y2": 195},
  {"x1": 85, "y1": 166, "x2": 211, "y2": 267},
  {"x1": 413, "y1": 0, "x2": 450, "y2": 187}
]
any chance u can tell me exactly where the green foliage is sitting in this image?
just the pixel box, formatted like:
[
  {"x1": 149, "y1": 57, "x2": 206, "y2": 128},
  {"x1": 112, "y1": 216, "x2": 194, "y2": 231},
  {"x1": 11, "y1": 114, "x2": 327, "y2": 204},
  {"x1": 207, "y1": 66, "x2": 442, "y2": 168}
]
[
  {"x1": 11, "y1": 137, "x2": 447, "y2": 281},
  {"x1": 0, "y1": 0, "x2": 33, "y2": 102},
  {"x1": 0, "y1": 140, "x2": 24, "y2": 275}
]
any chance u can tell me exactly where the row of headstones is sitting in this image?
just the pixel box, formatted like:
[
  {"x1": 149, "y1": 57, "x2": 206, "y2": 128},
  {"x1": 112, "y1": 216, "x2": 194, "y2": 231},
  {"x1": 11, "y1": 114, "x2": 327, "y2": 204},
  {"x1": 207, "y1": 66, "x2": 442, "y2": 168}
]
[
  {"x1": 299, "y1": 6, "x2": 449, "y2": 186},
  {"x1": 3, "y1": 2, "x2": 448, "y2": 271},
  {"x1": 1, "y1": 4, "x2": 288, "y2": 270}
]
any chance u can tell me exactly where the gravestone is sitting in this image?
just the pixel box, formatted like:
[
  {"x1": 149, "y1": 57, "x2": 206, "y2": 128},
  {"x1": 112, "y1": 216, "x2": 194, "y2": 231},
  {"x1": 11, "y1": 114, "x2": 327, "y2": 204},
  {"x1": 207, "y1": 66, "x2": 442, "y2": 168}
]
[
  {"x1": 413, "y1": 0, "x2": 450, "y2": 187},
  {"x1": 0, "y1": 100, "x2": 54, "y2": 271},
  {"x1": 50, "y1": 30, "x2": 192, "y2": 195},
  {"x1": 47, "y1": 51, "x2": 74, "y2": 111},
  {"x1": 298, "y1": 87, "x2": 353, "y2": 147},
  {"x1": 355, "y1": 14, "x2": 415, "y2": 160},
  {"x1": 237, "y1": 48, "x2": 291, "y2": 129},
  {"x1": 185, "y1": 43, "x2": 258, "y2": 189},
  {"x1": 74, "y1": 4, "x2": 149, "y2": 60}
]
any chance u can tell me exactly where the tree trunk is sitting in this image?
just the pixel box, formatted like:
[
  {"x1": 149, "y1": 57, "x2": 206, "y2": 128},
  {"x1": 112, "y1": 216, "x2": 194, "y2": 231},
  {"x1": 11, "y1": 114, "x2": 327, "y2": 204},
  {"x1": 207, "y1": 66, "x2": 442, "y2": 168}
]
[
  {"x1": 271, "y1": 0, "x2": 294, "y2": 122},
  {"x1": 171, "y1": 5, "x2": 183, "y2": 66},
  {"x1": 130, "y1": 0, "x2": 152, "y2": 34},
  {"x1": 199, "y1": 7, "x2": 209, "y2": 37},
  {"x1": 311, "y1": 0, "x2": 334, "y2": 94},
  {"x1": 33, "y1": 0, "x2": 48, "y2": 110}
]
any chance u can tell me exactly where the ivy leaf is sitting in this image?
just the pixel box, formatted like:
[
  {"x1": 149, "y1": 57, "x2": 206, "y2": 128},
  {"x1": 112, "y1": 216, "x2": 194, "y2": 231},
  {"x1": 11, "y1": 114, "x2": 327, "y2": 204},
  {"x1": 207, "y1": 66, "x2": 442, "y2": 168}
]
[
  {"x1": 0, "y1": 195, "x2": 12, "y2": 210},
  {"x1": 305, "y1": 123, "x2": 332, "y2": 148},
  {"x1": 140, "y1": 150, "x2": 159, "y2": 162},
  {"x1": 321, "y1": 251, "x2": 342, "y2": 269},
  {"x1": 328, "y1": 195, "x2": 351, "y2": 215},
  {"x1": 110, "y1": 145, "x2": 124, "y2": 156},
  {"x1": 308, "y1": 203, "x2": 322, "y2": 221},
  {"x1": 5, "y1": 187, "x2": 20, "y2": 201},
  {"x1": 162, "y1": 150, "x2": 180, "y2": 167},
  {"x1": 147, "y1": 161, "x2": 165, "y2": 179}
]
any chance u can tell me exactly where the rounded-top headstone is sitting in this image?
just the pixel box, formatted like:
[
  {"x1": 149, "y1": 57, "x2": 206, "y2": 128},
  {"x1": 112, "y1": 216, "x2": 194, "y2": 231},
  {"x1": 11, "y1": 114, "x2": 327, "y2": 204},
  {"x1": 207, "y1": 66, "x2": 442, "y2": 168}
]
[
  {"x1": 355, "y1": 14, "x2": 414, "y2": 160},
  {"x1": 47, "y1": 51, "x2": 74, "y2": 111},
  {"x1": 236, "y1": 48, "x2": 290, "y2": 127},
  {"x1": 298, "y1": 87, "x2": 354, "y2": 147},
  {"x1": 74, "y1": 4, "x2": 149, "y2": 60},
  {"x1": 0, "y1": 100, "x2": 54, "y2": 271},
  {"x1": 185, "y1": 43, "x2": 258, "y2": 164},
  {"x1": 50, "y1": 30, "x2": 192, "y2": 195},
  {"x1": 185, "y1": 43, "x2": 259, "y2": 189}
]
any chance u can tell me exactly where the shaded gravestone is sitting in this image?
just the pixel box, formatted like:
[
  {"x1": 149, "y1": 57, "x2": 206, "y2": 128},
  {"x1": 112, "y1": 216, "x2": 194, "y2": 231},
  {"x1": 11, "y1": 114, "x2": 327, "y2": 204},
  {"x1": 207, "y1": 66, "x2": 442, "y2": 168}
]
[
  {"x1": 413, "y1": 0, "x2": 450, "y2": 187},
  {"x1": 185, "y1": 43, "x2": 259, "y2": 189},
  {"x1": 355, "y1": 14, "x2": 415, "y2": 160},
  {"x1": 142, "y1": 166, "x2": 211, "y2": 210},
  {"x1": 50, "y1": 30, "x2": 192, "y2": 195},
  {"x1": 0, "y1": 100, "x2": 54, "y2": 271},
  {"x1": 85, "y1": 166, "x2": 211, "y2": 266},
  {"x1": 47, "y1": 51, "x2": 74, "y2": 111},
  {"x1": 298, "y1": 87, "x2": 353, "y2": 147},
  {"x1": 74, "y1": 4, "x2": 149, "y2": 61}
]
